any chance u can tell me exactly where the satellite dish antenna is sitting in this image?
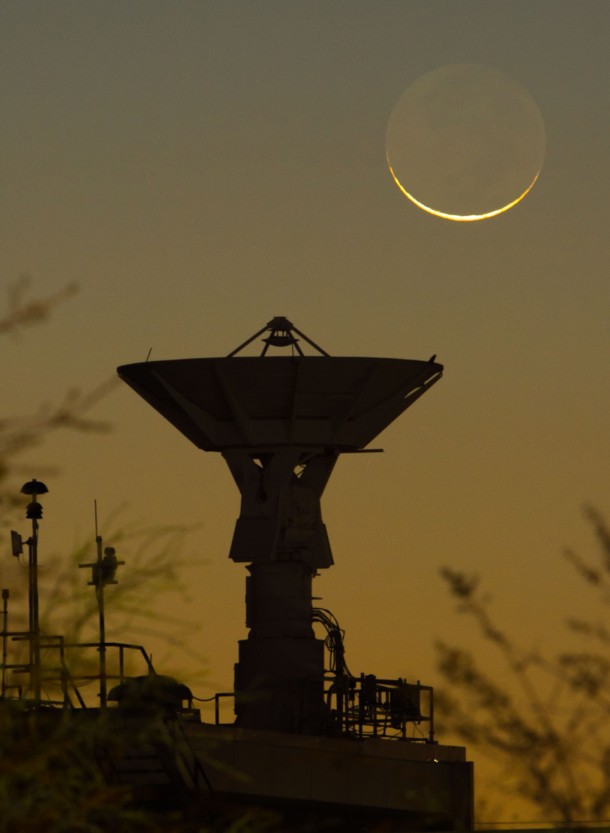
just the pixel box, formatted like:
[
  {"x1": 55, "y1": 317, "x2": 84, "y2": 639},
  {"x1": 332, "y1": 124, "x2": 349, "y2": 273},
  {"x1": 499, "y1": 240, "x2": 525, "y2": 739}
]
[{"x1": 118, "y1": 318, "x2": 442, "y2": 732}]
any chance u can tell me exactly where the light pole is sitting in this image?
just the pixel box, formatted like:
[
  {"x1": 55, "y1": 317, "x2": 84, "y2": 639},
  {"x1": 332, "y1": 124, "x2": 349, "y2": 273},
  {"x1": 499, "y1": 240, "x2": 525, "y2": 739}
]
[
  {"x1": 1, "y1": 589, "x2": 9, "y2": 699},
  {"x1": 21, "y1": 479, "x2": 48, "y2": 705}
]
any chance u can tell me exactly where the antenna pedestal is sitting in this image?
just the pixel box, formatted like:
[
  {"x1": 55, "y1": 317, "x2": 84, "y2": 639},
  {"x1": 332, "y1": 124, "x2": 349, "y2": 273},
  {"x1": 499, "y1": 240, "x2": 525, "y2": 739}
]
[
  {"x1": 235, "y1": 560, "x2": 326, "y2": 733},
  {"x1": 224, "y1": 448, "x2": 335, "y2": 732}
]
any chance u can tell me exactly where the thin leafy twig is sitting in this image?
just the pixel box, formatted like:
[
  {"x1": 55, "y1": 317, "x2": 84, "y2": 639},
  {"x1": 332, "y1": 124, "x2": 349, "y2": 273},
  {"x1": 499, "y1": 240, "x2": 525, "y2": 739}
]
[{"x1": 438, "y1": 507, "x2": 610, "y2": 821}]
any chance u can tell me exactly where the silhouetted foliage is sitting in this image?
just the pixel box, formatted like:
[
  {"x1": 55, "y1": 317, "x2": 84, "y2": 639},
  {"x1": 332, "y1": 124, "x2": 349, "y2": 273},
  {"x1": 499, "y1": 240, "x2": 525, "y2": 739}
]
[
  {"x1": 0, "y1": 279, "x2": 206, "y2": 687},
  {"x1": 0, "y1": 278, "x2": 115, "y2": 527},
  {"x1": 0, "y1": 699, "x2": 291, "y2": 833},
  {"x1": 437, "y1": 508, "x2": 610, "y2": 822},
  {"x1": 1, "y1": 277, "x2": 78, "y2": 338},
  {"x1": 0, "y1": 282, "x2": 189, "y2": 829},
  {"x1": 0, "y1": 700, "x2": 144, "y2": 833}
]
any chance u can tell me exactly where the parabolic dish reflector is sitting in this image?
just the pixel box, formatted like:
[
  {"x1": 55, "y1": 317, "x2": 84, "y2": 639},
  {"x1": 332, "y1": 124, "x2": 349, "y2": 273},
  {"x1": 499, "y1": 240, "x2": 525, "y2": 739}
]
[{"x1": 117, "y1": 356, "x2": 443, "y2": 451}]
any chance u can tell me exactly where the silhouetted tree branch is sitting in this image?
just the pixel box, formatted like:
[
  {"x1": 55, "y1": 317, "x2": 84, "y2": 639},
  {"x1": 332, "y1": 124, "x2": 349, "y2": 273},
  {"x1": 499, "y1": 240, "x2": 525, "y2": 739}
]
[
  {"x1": 0, "y1": 276, "x2": 78, "y2": 338},
  {"x1": 437, "y1": 509, "x2": 610, "y2": 822},
  {"x1": 0, "y1": 278, "x2": 116, "y2": 524}
]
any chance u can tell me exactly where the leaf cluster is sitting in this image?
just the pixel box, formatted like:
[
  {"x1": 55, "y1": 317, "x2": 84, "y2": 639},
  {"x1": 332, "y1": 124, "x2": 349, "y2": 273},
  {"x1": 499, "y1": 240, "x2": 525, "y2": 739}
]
[
  {"x1": 437, "y1": 510, "x2": 610, "y2": 822},
  {"x1": 0, "y1": 701, "x2": 148, "y2": 833},
  {"x1": 0, "y1": 278, "x2": 116, "y2": 527}
]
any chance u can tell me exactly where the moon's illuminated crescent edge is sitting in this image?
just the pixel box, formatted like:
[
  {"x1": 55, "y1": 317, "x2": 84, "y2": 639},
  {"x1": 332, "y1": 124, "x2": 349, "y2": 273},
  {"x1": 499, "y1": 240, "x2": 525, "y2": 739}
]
[{"x1": 386, "y1": 155, "x2": 540, "y2": 222}]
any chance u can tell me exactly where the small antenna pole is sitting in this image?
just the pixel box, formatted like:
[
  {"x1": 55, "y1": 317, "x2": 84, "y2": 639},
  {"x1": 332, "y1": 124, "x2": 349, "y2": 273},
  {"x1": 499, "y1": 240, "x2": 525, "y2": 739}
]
[
  {"x1": 94, "y1": 500, "x2": 107, "y2": 708},
  {"x1": 79, "y1": 501, "x2": 123, "y2": 708},
  {"x1": 1, "y1": 589, "x2": 9, "y2": 699}
]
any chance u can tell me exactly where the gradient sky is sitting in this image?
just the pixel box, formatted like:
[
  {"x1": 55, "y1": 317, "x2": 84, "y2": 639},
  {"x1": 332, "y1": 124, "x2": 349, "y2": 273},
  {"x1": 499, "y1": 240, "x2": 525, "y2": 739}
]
[{"x1": 2, "y1": 0, "x2": 610, "y2": 814}]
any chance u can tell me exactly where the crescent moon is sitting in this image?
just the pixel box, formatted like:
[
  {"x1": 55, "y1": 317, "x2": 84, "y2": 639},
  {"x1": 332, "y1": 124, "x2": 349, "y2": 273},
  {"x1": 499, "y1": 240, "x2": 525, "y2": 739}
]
[{"x1": 387, "y1": 156, "x2": 541, "y2": 223}]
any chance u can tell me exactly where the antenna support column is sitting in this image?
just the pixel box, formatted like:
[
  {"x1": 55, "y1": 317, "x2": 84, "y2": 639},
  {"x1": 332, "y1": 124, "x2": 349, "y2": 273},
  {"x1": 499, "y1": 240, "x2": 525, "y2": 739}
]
[{"x1": 223, "y1": 447, "x2": 337, "y2": 732}]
